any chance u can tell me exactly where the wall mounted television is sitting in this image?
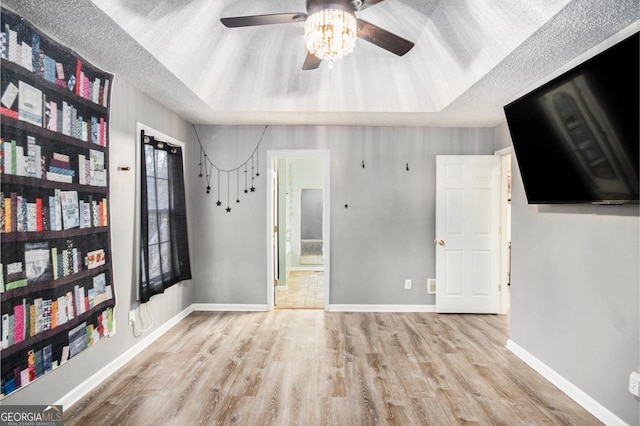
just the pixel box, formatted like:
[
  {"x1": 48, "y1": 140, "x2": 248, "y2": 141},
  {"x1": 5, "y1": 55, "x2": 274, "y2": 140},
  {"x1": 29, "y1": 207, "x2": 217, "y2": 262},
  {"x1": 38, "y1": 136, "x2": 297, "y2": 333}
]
[{"x1": 504, "y1": 32, "x2": 639, "y2": 204}]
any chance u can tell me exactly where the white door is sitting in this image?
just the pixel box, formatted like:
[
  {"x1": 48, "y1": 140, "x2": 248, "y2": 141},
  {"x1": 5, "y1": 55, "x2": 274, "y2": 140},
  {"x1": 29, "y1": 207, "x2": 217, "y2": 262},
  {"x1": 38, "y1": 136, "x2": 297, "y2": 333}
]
[{"x1": 435, "y1": 155, "x2": 501, "y2": 313}]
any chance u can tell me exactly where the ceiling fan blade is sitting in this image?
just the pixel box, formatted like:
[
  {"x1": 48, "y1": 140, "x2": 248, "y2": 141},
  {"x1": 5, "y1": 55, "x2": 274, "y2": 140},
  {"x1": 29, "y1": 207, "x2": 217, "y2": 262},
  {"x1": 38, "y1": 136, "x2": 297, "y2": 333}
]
[
  {"x1": 221, "y1": 13, "x2": 306, "y2": 28},
  {"x1": 357, "y1": 0, "x2": 386, "y2": 12},
  {"x1": 356, "y1": 19, "x2": 414, "y2": 56},
  {"x1": 302, "y1": 52, "x2": 322, "y2": 70}
]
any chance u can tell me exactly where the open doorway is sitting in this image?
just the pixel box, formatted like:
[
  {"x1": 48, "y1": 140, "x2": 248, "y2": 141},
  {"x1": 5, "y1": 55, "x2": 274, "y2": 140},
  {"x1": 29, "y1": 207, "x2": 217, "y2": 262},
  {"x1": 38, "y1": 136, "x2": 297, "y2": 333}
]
[{"x1": 266, "y1": 150, "x2": 330, "y2": 310}]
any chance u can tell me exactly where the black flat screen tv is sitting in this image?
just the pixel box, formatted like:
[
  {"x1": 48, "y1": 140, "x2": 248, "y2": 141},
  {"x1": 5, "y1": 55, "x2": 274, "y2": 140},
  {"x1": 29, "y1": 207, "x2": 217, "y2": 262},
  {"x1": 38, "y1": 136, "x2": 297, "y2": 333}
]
[{"x1": 504, "y1": 32, "x2": 639, "y2": 204}]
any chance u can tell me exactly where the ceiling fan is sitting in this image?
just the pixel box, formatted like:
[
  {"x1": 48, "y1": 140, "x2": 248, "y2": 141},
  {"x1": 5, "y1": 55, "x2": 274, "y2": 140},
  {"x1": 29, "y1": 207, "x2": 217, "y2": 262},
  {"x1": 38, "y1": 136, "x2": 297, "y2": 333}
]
[{"x1": 221, "y1": 0, "x2": 415, "y2": 70}]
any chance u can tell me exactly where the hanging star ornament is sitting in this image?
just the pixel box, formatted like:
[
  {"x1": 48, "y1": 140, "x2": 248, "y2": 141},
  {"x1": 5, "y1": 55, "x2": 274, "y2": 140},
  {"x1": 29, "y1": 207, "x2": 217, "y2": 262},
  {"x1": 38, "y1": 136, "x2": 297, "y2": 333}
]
[{"x1": 194, "y1": 124, "x2": 266, "y2": 213}]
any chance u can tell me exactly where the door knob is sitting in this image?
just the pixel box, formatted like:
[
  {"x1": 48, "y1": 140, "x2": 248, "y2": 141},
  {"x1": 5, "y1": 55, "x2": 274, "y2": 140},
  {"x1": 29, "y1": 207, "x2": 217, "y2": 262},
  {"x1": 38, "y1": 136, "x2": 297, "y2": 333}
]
[{"x1": 437, "y1": 240, "x2": 445, "y2": 246}]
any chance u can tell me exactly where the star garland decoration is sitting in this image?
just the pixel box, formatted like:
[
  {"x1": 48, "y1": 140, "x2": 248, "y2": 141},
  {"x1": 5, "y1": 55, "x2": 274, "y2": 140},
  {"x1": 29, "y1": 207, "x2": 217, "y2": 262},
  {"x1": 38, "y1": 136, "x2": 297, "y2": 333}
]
[{"x1": 194, "y1": 125, "x2": 267, "y2": 213}]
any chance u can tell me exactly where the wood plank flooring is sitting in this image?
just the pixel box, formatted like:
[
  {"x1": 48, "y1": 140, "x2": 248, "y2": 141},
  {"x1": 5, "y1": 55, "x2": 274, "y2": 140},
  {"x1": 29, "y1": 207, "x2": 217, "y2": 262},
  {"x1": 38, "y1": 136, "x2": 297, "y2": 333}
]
[{"x1": 65, "y1": 311, "x2": 602, "y2": 425}]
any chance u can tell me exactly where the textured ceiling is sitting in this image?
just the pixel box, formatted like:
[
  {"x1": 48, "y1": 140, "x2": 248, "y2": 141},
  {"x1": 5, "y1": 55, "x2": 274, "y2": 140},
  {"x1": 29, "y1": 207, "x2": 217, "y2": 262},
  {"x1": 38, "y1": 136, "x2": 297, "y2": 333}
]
[{"x1": 4, "y1": 0, "x2": 639, "y2": 127}]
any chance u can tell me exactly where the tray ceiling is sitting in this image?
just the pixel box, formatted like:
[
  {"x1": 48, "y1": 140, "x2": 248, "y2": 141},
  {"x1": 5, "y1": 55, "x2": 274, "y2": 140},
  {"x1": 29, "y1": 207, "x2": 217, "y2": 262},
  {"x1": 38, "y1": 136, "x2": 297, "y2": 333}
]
[{"x1": 4, "y1": 0, "x2": 638, "y2": 126}]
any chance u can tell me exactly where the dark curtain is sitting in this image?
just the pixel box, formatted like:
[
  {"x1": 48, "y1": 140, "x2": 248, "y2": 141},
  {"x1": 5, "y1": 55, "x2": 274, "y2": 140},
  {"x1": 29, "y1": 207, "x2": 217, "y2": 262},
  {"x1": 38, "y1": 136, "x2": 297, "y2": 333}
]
[{"x1": 139, "y1": 131, "x2": 191, "y2": 303}]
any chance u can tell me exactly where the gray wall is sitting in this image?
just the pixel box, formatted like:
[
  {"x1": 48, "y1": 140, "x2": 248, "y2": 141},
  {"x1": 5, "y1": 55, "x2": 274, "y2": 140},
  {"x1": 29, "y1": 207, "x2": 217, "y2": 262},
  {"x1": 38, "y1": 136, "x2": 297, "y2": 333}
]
[
  {"x1": 495, "y1": 123, "x2": 640, "y2": 425},
  {"x1": 3, "y1": 77, "x2": 196, "y2": 406},
  {"x1": 191, "y1": 126, "x2": 496, "y2": 305}
]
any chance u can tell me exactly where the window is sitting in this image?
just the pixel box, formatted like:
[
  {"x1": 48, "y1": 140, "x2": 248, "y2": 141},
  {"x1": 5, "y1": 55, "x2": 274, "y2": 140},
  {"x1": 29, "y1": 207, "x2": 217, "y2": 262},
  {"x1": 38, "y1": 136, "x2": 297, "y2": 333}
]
[{"x1": 139, "y1": 130, "x2": 191, "y2": 303}]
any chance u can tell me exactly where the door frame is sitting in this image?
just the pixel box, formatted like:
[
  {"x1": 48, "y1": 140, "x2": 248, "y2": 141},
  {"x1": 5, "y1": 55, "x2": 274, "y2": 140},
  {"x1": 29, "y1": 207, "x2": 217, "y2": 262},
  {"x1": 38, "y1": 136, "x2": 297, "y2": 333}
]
[
  {"x1": 266, "y1": 150, "x2": 331, "y2": 310},
  {"x1": 495, "y1": 147, "x2": 512, "y2": 315}
]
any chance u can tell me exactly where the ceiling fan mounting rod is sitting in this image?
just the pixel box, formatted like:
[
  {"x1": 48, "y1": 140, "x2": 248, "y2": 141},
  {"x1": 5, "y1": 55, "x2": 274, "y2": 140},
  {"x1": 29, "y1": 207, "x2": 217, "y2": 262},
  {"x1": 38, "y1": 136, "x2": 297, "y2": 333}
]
[{"x1": 306, "y1": 0, "x2": 357, "y2": 14}]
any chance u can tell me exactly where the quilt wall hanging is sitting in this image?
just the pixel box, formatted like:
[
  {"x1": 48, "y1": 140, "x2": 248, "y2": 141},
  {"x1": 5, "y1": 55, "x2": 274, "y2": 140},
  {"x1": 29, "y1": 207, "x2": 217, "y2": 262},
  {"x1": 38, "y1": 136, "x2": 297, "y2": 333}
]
[{"x1": 0, "y1": 7, "x2": 115, "y2": 398}]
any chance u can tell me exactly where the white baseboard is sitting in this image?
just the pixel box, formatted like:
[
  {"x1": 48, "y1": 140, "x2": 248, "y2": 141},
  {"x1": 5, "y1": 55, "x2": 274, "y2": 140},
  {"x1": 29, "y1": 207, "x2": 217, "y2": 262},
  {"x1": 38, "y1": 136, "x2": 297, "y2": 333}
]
[
  {"x1": 193, "y1": 304, "x2": 436, "y2": 313},
  {"x1": 327, "y1": 304, "x2": 436, "y2": 313},
  {"x1": 506, "y1": 339, "x2": 628, "y2": 426},
  {"x1": 55, "y1": 304, "x2": 194, "y2": 409},
  {"x1": 192, "y1": 303, "x2": 268, "y2": 312}
]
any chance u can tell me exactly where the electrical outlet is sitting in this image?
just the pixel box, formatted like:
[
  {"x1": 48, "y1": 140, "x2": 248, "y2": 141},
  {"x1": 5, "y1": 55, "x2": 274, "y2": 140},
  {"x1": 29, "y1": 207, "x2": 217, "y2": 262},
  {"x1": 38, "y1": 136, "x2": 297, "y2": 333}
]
[
  {"x1": 427, "y1": 279, "x2": 436, "y2": 294},
  {"x1": 629, "y1": 372, "x2": 640, "y2": 397},
  {"x1": 128, "y1": 310, "x2": 136, "y2": 326},
  {"x1": 404, "y1": 279, "x2": 412, "y2": 289}
]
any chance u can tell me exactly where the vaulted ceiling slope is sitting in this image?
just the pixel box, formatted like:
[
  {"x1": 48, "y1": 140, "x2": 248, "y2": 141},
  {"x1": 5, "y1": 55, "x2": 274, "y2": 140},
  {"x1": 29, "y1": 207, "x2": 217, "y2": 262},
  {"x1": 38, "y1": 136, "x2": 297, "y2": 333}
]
[{"x1": 4, "y1": 0, "x2": 638, "y2": 127}]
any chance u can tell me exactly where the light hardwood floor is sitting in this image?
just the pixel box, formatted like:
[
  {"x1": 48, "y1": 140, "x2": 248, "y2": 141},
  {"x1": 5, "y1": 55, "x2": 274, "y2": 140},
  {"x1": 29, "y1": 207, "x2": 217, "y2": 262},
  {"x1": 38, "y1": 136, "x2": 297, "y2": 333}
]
[{"x1": 65, "y1": 311, "x2": 602, "y2": 425}]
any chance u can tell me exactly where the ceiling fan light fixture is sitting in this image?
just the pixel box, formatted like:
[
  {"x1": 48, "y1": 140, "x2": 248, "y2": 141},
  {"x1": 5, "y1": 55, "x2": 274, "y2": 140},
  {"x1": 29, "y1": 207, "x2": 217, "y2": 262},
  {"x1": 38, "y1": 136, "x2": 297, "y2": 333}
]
[{"x1": 304, "y1": 8, "x2": 357, "y2": 63}]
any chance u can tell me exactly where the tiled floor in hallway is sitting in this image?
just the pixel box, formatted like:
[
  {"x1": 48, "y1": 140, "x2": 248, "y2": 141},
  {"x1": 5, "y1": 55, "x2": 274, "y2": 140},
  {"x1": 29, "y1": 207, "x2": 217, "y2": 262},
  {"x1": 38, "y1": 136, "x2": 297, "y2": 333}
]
[{"x1": 276, "y1": 270, "x2": 324, "y2": 309}]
